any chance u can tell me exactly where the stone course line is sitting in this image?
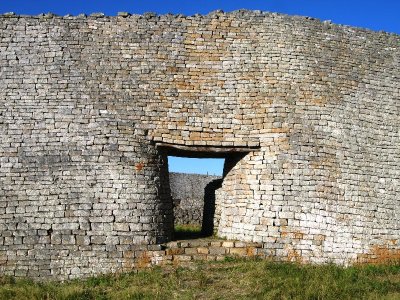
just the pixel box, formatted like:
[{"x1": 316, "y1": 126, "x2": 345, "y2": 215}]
[{"x1": 0, "y1": 10, "x2": 399, "y2": 280}]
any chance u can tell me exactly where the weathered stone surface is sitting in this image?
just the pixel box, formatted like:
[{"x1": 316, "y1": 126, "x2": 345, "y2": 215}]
[
  {"x1": 0, "y1": 10, "x2": 399, "y2": 280},
  {"x1": 170, "y1": 172, "x2": 220, "y2": 225}
]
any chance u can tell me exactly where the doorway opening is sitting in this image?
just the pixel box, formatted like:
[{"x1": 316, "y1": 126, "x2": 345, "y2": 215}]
[
  {"x1": 169, "y1": 156, "x2": 224, "y2": 239},
  {"x1": 157, "y1": 143, "x2": 251, "y2": 241}
]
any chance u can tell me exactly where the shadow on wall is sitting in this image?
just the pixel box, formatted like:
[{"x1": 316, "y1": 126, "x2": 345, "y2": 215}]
[
  {"x1": 201, "y1": 153, "x2": 245, "y2": 236},
  {"x1": 160, "y1": 145, "x2": 250, "y2": 240},
  {"x1": 202, "y1": 178, "x2": 223, "y2": 236}
]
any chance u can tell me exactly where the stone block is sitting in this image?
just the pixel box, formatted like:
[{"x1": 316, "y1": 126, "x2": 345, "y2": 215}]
[
  {"x1": 208, "y1": 247, "x2": 226, "y2": 255},
  {"x1": 222, "y1": 241, "x2": 235, "y2": 248},
  {"x1": 0, "y1": 11, "x2": 399, "y2": 281},
  {"x1": 197, "y1": 247, "x2": 209, "y2": 255},
  {"x1": 229, "y1": 248, "x2": 247, "y2": 256}
]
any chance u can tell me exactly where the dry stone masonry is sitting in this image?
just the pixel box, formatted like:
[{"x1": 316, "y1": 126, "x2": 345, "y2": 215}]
[
  {"x1": 0, "y1": 10, "x2": 399, "y2": 280},
  {"x1": 169, "y1": 172, "x2": 221, "y2": 226}
]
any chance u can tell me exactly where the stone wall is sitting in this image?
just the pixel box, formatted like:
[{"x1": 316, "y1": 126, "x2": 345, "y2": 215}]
[
  {"x1": 169, "y1": 172, "x2": 221, "y2": 226},
  {"x1": 0, "y1": 10, "x2": 399, "y2": 280}
]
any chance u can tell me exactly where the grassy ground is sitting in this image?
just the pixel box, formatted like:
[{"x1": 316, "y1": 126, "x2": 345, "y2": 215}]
[
  {"x1": 173, "y1": 224, "x2": 205, "y2": 240},
  {"x1": 0, "y1": 259, "x2": 399, "y2": 300}
]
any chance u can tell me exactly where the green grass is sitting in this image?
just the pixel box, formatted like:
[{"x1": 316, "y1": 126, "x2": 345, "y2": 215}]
[
  {"x1": 174, "y1": 224, "x2": 204, "y2": 240},
  {"x1": 0, "y1": 259, "x2": 399, "y2": 299},
  {"x1": 173, "y1": 224, "x2": 222, "y2": 240}
]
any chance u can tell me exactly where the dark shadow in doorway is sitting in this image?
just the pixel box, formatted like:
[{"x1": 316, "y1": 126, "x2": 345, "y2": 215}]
[
  {"x1": 202, "y1": 178, "x2": 223, "y2": 237},
  {"x1": 157, "y1": 143, "x2": 255, "y2": 241}
]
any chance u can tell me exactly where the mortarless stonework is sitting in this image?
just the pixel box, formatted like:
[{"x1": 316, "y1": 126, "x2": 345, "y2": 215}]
[
  {"x1": 0, "y1": 10, "x2": 399, "y2": 280},
  {"x1": 169, "y1": 172, "x2": 220, "y2": 226}
]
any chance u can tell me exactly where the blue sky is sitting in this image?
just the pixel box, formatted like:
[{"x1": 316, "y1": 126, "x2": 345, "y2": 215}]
[
  {"x1": 1, "y1": 1, "x2": 398, "y2": 175},
  {"x1": 168, "y1": 157, "x2": 225, "y2": 176},
  {"x1": 0, "y1": 0, "x2": 399, "y2": 34}
]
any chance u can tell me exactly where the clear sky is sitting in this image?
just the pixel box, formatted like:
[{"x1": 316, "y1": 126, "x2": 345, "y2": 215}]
[
  {"x1": 1, "y1": 0, "x2": 398, "y2": 175},
  {"x1": 0, "y1": 0, "x2": 399, "y2": 34},
  {"x1": 168, "y1": 157, "x2": 225, "y2": 176}
]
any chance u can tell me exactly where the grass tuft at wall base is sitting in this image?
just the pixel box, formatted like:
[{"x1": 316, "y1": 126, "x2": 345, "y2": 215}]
[{"x1": 0, "y1": 260, "x2": 399, "y2": 299}]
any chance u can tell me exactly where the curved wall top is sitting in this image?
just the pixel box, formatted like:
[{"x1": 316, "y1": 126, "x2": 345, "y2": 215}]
[{"x1": 0, "y1": 11, "x2": 399, "y2": 279}]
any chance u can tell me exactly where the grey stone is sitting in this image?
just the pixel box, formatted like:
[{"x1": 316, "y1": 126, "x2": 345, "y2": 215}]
[{"x1": 0, "y1": 11, "x2": 399, "y2": 281}]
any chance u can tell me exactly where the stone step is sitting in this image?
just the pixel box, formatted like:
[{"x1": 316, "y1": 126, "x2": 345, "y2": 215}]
[
  {"x1": 165, "y1": 239, "x2": 263, "y2": 249},
  {"x1": 131, "y1": 239, "x2": 269, "y2": 269}
]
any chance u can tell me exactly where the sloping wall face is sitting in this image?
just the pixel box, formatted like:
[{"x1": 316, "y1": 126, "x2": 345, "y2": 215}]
[{"x1": 0, "y1": 11, "x2": 399, "y2": 279}]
